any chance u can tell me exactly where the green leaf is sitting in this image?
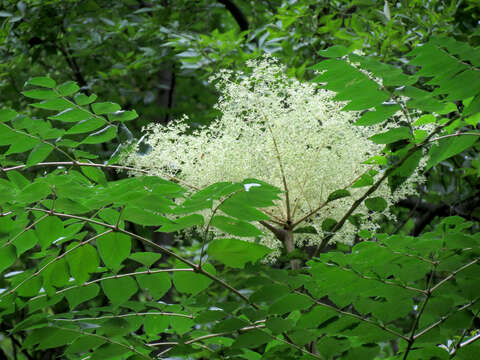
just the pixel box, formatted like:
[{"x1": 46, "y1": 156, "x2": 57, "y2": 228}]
[
  {"x1": 0, "y1": 244, "x2": 16, "y2": 273},
  {"x1": 96, "y1": 232, "x2": 131, "y2": 271},
  {"x1": 0, "y1": 108, "x2": 17, "y2": 122},
  {"x1": 91, "y1": 102, "x2": 121, "y2": 115},
  {"x1": 48, "y1": 108, "x2": 92, "y2": 122},
  {"x1": 36, "y1": 216, "x2": 64, "y2": 250},
  {"x1": 108, "y1": 110, "x2": 139, "y2": 122},
  {"x1": 65, "y1": 335, "x2": 106, "y2": 355},
  {"x1": 232, "y1": 329, "x2": 271, "y2": 349},
  {"x1": 129, "y1": 252, "x2": 162, "y2": 268},
  {"x1": 30, "y1": 327, "x2": 81, "y2": 350},
  {"x1": 102, "y1": 276, "x2": 138, "y2": 305},
  {"x1": 80, "y1": 165, "x2": 107, "y2": 185},
  {"x1": 22, "y1": 89, "x2": 59, "y2": 100},
  {"x1": 365, "y1": 197, "x2": 388, "y2": 212},
  {"x1": 43, "y1": 258, "x2": 70, "y2": 289},
  {"x1": 57, "y1": 81, "x2": 80, "y2": 96},
  {"x1": 173, "y1": 262, "x2": 215, "y2": 295},
  {"x1": 426, "y1": 134, "x2": 479, "y2": 170},
  {"x1": 66, "y1": 117, "x2": 106, "y2": 134},
  {"x1": 351, "y1": 172, "x2": 374, "y2": 188},
  {"x1": 355, "y1": 104, "x2": 401, "y2": 126},
  {"x1": 266, "y1": 317, "x2": 295, "y2": 334},
  {"x1": 136, "y1": 270, "x2": 171, "y2": 299},
  {"x1": 369, "y1": 127, "x2": 412, "y2": 144},
  {"x1": 64, "y1": 283, "x2": 100, "y2": 310},
  {"x1": 31, "y1": 98, "x2": 72, "y2": 111},
  {"x1": 157, "y1": 214, "x2": 204, "y2": 232},
  {"x1": 322, "y1": 218, "x2": 338, "y2": 232},
  {"x1": 269, "y1": 293, "x2": 313, "y2": 315},
  {"x1": 26, "y1": 77, "x2": 56, "y2": 88},
  {"x1": 144, "y1": 313, "x2": 169, "y2": 336},
  {"x1": 74, "y1": 93, "x2": 98, "y2": 106},
  {"x1": 213, "y1": 318, "x2": 249, "y2": 333},
  {"x1": 66, "y1": 243, "x2": 99, "y2": 284},
  {"x1": 17, "y1": 181, "x2": 51, "y2": 203},
  {"x1": 327, "y1": 189, "x2": 350, "y2": 202},
  {"x1": 13, "y1": 229, "x2": 37, "y2": 256},
  {"x1": 319, "y1": 45, "x2": 350, "y2": 58},
  {"x1": 207, "y1": 238, "x2": 272, "y2": 268},
  {"x1": 26, "y1": 143, "x2": 53, "y2": 167},
  {"x1": 81, "y1": 125, "x2": 117, "y2": 144},
  {"x1": 210, "y1": 215, "x2": 263, "y2": 237}
]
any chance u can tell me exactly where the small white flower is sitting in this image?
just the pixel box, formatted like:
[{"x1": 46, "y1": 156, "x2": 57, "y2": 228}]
[{"x1": 123, "y1": 57, "x2": 422, "y2": 252}]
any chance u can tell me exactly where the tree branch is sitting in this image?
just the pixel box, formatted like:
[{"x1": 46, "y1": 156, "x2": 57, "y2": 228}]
[{"x1": 217, "y1": 0, "x2": 249, "y2": 31}]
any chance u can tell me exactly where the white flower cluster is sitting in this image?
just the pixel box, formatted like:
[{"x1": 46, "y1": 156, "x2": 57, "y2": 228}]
[{"x1": 124, "y1": 56, "x2": 423, "y2": 251}]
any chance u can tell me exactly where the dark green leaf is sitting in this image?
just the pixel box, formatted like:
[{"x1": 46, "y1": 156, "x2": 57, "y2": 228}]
[
  {"x1": 322, "y1": 218, "x2": 338, "y2": 232},
  {"x1": 327, "y1": 189, "x2": 350, "y2": 202},
  {"x1": 365, "y1": 197, "x2": 388, "y2": 212}
]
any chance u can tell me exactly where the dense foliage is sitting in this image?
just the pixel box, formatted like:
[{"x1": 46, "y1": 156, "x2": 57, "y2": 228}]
[{"x1": 0, "y1": 1, "x2": 479, "y2": 359}]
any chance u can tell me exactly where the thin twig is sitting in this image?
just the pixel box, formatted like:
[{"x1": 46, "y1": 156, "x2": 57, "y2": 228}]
[
  {"x1": 403, "y1": 265, "x2": 437, "y2": 359},
  {"x1": 54, "y1": 311, "x2": 193, "y2": 322},
  {"x1": 29, "y1": 268, "x2": 193, "y2": 301},
  {"x1": 430, "y1": 257, "x2": 480, "y2": 293},
  {"x1": 414, "y1": 296, "x2": 480, "y2": 340},
  {"x1": 313, "y1": 116, "x2": 459, "y2": 257},
  {"x1": 2, "y1": 229, "x2": 113, "y2": 298}
]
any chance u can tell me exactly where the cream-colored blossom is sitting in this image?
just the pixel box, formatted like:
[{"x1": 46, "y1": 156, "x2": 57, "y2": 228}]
[{"x1": 123, "y1": 56, "x2": 423, "y2": 252}]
